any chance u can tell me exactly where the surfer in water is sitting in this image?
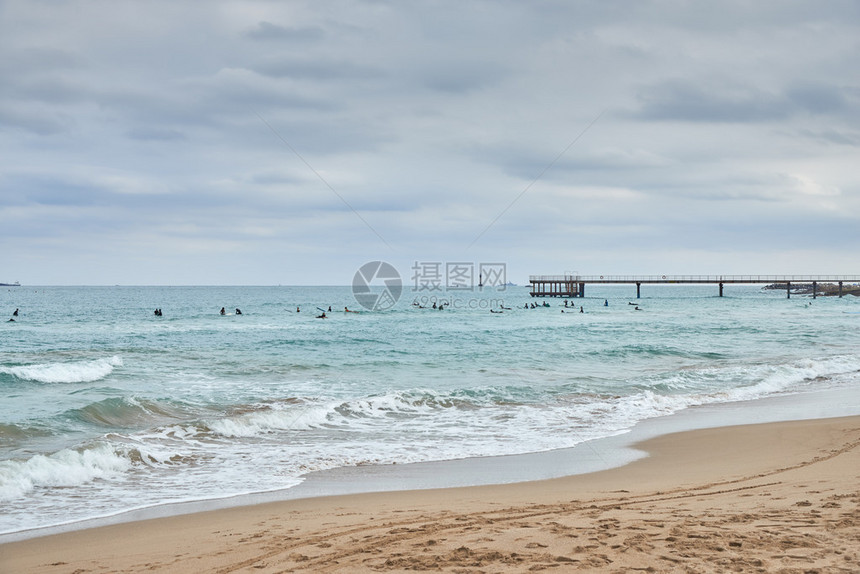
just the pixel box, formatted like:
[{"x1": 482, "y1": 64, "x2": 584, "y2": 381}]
[
  {"x1": 13, "y1": 308, "x2": 18, "y2": 316},
  {"x1": 220, "y1": 307, "x2": 226, "y2": 315},
  {"x1": 316, "y1": 311, "x2": 327, "y2": 319},
  {"x1": 235, "y1": 308, "x2": 242, "y2": 315}
]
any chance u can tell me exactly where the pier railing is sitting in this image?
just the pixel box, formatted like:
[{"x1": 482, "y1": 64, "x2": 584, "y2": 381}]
[
  {"x1": 529, "y1": 275, "x2": 860, "y2": 284},
  {"x1": 528, "y1": 275, "x2": 860, "y2": 299}
]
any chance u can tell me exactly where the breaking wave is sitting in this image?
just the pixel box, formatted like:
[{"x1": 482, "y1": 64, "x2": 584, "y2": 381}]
[{"x1": 1, "y1": 356, "x2": 122, "y2": 384}]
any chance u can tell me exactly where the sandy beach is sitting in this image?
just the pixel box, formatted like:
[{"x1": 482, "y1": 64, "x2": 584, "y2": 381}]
[{"x1": 2, "y1": 415, "x2": 858, "y2": 573}]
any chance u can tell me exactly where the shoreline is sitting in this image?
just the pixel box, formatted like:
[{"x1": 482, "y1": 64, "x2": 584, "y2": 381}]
[
  {"x1": 2, "y1": 414, "x2": 858, "y2": 572},
  {"x1": 2, "y1": 382, "x2": 859, "y2": 544}
]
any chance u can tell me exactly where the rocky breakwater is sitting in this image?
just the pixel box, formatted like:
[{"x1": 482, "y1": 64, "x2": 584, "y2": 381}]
[{"x1": 764, "y1": 282, "x2": 860, "y2": 296}]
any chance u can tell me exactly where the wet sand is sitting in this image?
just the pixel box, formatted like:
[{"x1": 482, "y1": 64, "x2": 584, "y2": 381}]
[{"x1": 2, "y1": 415, "x2": 858, "y2": 573}]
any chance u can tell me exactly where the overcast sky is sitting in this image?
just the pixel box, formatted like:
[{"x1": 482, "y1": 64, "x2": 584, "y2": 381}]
[{"x1": 1, "y1": 1, "x2": 858, "y2": 285}]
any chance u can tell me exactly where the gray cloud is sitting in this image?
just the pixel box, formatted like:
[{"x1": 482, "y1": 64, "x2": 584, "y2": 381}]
[
  {"x1": 632, "y1": 80, "x2": 792, "y2": 123},
  {"x1": 419, "y1": 61, "x2": 508, "y2": 94},
  {"x1": 0, "y1": 106, "x2": 73, "y2": 135},
  {"x1": 1, "y1": 0, "x2": 858, "y2": 284},
  {"x1": 785, "y1": 83, "x2": 856, "y2": 115},
  {"x1": 126, "y1": 127, "x2": 186, "y2": 141},
  {"x1": 254, "y1": 58, "x2": 382, "y2": 81},
  {"x1": 797, "y1": 128, "x2": 860, "y2": 147},
  {"x1": 243, "y1": 21, "x2": 325, "y2": 42}
]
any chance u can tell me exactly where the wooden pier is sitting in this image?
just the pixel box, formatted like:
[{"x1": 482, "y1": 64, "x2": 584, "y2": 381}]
[
  {"x1": 529, "y1": 275, "x2": 581, "y2": 297},
  {"x1": 529, "y1": 275, "x2": 860, "y2": 299}
]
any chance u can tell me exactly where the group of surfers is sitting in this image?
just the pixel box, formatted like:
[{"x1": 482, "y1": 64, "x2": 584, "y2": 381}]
[
  {"x1": 147, "y1": 305, "x2": 360, "y2": 319},
  {"x1": 11, "y1": 299, "x2": 642, "y2": 323},
  {"x1": 297, "y1": 306, "x2": 359, "y2": 318},
  {"x1": 412, "y1": 301, "x2": 448, "y2": 310}
]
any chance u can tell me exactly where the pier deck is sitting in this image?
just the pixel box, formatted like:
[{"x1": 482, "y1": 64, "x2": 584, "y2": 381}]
[{"x1": 529, "y1": 275, "x2": 860, "y2": 299}]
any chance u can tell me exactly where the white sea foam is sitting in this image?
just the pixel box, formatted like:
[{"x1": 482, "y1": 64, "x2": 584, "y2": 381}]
[
  {"x1": 207, "y1": 392, "x2": 450, "y2": 438},
  {"x1": 0, "y1": 443, "x2": 130, "y2": 501},
  {"x1": 208, "y1": 402, "x2": 334, "y2": 437},
  {"x1": 2, "y1": 356, "x2": 123, "y2": 384},
  {"x1": 206, "y1": 355, "x2": 853, "y2": 445}
]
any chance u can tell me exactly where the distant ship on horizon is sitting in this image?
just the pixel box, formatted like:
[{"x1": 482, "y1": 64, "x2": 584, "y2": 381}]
[{"x1": 0, "y1": 281, "x2": 20, "y2": 287}]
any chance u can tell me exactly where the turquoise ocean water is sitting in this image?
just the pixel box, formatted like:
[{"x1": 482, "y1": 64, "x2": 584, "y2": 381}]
[{"x1": 1, "y1": 284, "x2": 859, "y2": 536}]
